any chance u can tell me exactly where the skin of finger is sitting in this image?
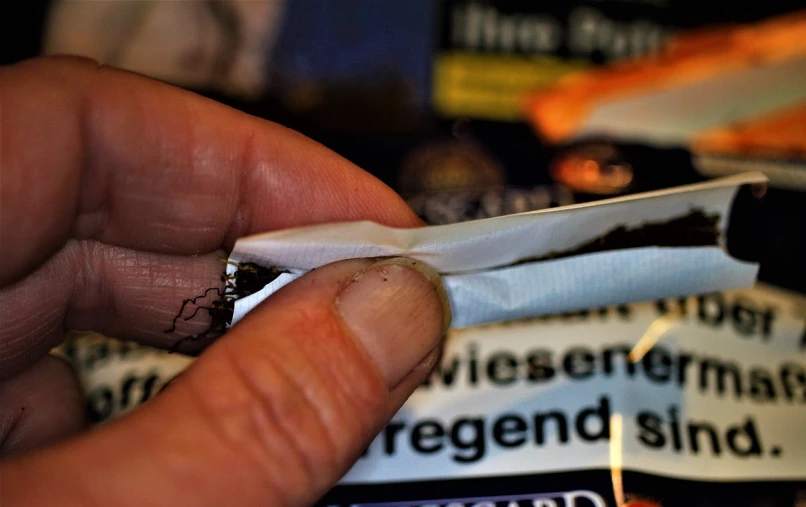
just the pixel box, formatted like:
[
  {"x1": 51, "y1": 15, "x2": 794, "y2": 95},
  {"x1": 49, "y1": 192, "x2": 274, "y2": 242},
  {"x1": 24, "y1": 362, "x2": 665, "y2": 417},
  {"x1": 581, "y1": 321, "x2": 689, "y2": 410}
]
[
  {"x1": 0, "y1": 260, "x2": 445, "y2": 507},
  {"x1": 0, "y1": 240, "x2": 226, "y2": 379},
  {"x1": 1, "y1": 55, "x2": 423, "y2": 377},
  {"x1": 0, "y1": 56, "x2": 422, "y2": 288},
  {"x1": 0, "y1": 355, "x2": 86, "y2": 458}
]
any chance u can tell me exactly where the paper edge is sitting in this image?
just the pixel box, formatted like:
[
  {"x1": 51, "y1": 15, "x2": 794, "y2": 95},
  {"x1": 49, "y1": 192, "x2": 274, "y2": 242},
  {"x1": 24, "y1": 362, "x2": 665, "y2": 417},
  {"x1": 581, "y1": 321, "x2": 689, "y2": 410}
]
[{"x1": 230, "y1": 173, "x2": 768, "y2": 247}]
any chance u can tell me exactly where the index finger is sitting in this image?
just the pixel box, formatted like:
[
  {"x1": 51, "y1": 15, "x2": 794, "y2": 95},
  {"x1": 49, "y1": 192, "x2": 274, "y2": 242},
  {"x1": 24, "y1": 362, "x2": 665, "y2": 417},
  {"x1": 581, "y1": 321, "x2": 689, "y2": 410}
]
[
  {"x1": 0, "y1": 56, "x2": 423, "y2": 373},
  {"x1": 0, "y1": 56, "x2": 421, "y2": 286}
]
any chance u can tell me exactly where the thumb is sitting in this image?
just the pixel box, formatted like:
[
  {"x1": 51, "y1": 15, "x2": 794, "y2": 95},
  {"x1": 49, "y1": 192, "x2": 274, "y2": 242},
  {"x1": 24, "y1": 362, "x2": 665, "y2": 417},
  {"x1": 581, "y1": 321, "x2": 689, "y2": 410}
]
[{"x1": 0, "y1": 258, "x2": 451, "y2": 507}]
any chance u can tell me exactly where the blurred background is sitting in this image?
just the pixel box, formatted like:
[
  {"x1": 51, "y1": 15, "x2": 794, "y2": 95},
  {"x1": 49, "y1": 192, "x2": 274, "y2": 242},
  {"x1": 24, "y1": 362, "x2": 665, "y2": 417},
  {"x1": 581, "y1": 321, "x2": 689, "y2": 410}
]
[
  {"x1": 5, "y1": 0, "x2": 805, "y2": 293},
  {"x1": 6, "y1": 9, "x2": 806, "y2": 502}
]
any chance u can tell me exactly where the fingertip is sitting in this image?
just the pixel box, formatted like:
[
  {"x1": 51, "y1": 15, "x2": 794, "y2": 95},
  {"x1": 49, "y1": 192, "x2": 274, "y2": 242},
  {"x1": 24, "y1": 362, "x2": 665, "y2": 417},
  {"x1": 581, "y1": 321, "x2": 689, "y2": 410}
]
[{"x1": 334, "y1": 257, "x2": 450, "y2": 389}]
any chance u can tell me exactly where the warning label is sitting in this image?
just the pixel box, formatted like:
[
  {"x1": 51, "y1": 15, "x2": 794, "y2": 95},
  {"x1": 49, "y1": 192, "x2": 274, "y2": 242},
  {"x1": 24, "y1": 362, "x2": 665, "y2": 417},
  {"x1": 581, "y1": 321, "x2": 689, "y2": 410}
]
[{"x1": 343, "y1": 285, "x2": 806, "y2": 484}]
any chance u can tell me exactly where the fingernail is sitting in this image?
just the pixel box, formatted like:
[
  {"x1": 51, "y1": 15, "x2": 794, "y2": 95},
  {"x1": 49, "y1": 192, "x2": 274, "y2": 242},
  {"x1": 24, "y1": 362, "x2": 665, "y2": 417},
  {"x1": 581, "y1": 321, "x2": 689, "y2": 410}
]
[{"x1": 335, "y1": 258, "x2": 451, "y2": 388}]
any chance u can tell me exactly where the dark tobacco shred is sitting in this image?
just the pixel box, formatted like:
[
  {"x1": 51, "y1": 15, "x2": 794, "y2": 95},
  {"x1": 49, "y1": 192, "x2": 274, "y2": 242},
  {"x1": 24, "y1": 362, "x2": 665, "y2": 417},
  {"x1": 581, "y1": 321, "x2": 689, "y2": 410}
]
[
  {"x1": 513, "y1": 208, "x2": 721, "y2": 266},
  {"x1": 165, "y1": 262, "x2": 283, "y2": 353}
]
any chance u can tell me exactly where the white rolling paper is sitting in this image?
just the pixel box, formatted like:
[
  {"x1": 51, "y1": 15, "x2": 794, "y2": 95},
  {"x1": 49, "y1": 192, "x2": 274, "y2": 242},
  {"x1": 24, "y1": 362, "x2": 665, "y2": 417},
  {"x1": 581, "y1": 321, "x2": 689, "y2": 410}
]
[{"x1": 227, "y1": 173, "x2": 766, "y2": 329}]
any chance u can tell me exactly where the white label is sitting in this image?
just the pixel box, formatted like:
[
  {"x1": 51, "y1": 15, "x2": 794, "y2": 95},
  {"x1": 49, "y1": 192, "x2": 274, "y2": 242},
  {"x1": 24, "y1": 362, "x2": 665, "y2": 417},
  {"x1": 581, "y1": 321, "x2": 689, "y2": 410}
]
[{"x1": 342, "y1": 284, "x2": 806, "y2": 484}]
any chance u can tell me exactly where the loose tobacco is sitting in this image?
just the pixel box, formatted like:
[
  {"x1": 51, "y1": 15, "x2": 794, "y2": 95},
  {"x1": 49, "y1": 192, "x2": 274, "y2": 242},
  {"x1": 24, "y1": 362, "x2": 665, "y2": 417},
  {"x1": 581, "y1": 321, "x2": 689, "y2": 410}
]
[{"x1": 165, "y1": 261, "x2": 284, "y2": 352}]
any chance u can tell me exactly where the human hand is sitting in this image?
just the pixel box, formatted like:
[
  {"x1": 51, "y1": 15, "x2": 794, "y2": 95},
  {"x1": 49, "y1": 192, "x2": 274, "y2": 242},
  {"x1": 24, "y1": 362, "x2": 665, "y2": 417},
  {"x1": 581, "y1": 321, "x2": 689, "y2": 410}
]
[{"x1": 0, "y1": 56, "x2": 450, "y2": 506}]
